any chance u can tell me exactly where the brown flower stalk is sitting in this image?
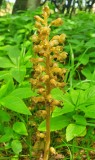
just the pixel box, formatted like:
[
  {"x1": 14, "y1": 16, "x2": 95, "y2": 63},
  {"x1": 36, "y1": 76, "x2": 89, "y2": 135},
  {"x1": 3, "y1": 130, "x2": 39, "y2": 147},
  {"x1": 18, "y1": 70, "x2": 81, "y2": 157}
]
[{"x1": 31, "y1": 5, "x2": 67, "y2": 160}]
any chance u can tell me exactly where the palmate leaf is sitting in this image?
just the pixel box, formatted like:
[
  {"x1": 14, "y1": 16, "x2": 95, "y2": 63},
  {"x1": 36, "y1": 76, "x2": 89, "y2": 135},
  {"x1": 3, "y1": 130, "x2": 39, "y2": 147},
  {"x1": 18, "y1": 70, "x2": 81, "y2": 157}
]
[
  {"x1": 0, "y1": 57, "x2": 14, "y2": 68},
  {"x1": 0, "y1": 127, "x2": 13, "y2": 143},
  {"x1": 11, "y1": 140, "x2": 22, "y2": 155},
  {"x1": 85, "y1": 105, "x2": 95, "y2": 119},
  {"x1": 6, "y1": 45, "x2": 20, "y2": 65},
  {"x1": 38, "y1": 115, "x2": 70, "y2": 132},
  {"x1": 13, "y1": 122, "x2": 28, "y2": 135},
  {"x1": 66, "y1": 124, "x2": 86, "y2": 142},
  {"x1": 10, "y1": 87, "x2": 37, "y2": 99},
  {"x1": 0, "y1": 71, "x2": 11, "y2": 81},
  {"x1": 0, "y1": 80, "x2": 14, "y2": 99},
  {"x1": 52, "y1": 103, "x2": 74, "y2": 117},
  {"x1": 51, "y1": 87, "x2": 64, "y2": 101},
  {"x1": 0, "y1": 110, "x2": 10, "y2": 122},
  {"x1": 0, "y1": 95, "x2": 31, "y2": 115},
  {"x1": 11, "y1": 66, "x2": 26, "y2": 83}
]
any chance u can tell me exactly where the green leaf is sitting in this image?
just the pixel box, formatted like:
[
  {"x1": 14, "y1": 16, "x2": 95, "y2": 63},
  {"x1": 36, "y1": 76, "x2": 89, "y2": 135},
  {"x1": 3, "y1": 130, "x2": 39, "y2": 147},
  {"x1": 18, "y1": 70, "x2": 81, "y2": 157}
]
[
  {"x1": 10, "y1": 87, "x2": 37, "y2": 99},
  {"x1": 51, "y1": 88, "x2": 64, "y2": 101},
  {"x1": 85, "y1": 105, "x2": 95, "y2": 118},
  {"x1": 6, "y1": 45, "x2": 20, "y2": 65},
  {"x1": 38, "y1": 115, "x2": 70, "y2": 131},
  {"x1": 66, "y1": 124, "x2": 86, "y2": 142},
  {"x1": 11, "y1": 140, "x2": 22, "y2": 155},
  {"x1": 13, "y1": 122, "x2": 28, "y2": 135},
  {"x1": 0, "y1": 95, "x2": 31, "y2": 115},
  {"x1": 85, "y1": 38, "x2": 95, "y2": 48},
  {"x1": 70, "y1": 89, "x2": 79, "y2": 105},
  {"x1": 0, "y1": 134, "x2": 12, "y2": 143},
  {"x1": 0, "y1": 80, "x2": 14, "y2": 99},
  {"x1": 0, "y1": 57, "x2": 14, "y2": 68},
  {"x1": 0, "y1": 110, "x2": 10, "y2": 122},
  {"x1": 73, "y1": 115, "x2": 87, "y2": 125},
  {"x1": 52, "y1": 104, "x2": 74, "y2": 117},
  {"x1": 0, "y1": 71, "x2": 11, "y2": 80},
  {"x1": 79, "y1": 54, "x2": 89, "y2": 65},
  {"x1": 0, "y1": 127, "x2": 13, "y2": 143},
  {"x1": 52, "y1": 107, "x2": 64, "y2": 117},
  {"x1": 70, "y1": 89, "x2": 85, "y2": 106},
  {"x1": 11, "y1": 66, "x2": 26, "y2": 83},
  {"x1": 81, "y1": 68, "x2": 92, "y2": 80}
]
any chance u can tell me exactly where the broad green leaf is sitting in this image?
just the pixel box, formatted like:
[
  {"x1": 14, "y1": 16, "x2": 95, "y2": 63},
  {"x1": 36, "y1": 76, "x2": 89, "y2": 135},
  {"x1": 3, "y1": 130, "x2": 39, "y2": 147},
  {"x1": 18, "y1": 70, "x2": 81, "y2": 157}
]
[
  {"x1": 66, "y1": 124, "x2": 86, "y2": 141},
  {"x1": 85, "y1": 105, "x2": 95, "y2": 118},
  {"x1": 6, "y1": 45, "x2": 20, "y2": 65},
  {"x1": 0, "y1": 127, "x2": 13, "y2": 143},
  {"x1": 85, "y1": 38, "x2": 95, "y2": 48},
  {"x1": 11, "y1": 66, "x2": 26, "y2": 83},
  {"x1": 51, "y1": 88, "x2": 64, "y2": 101},
  {"x1": 89, "y1": 52, "x2": 95, "y2": 57},
  {"x1": 38, "y1": 115, "x2": 70, "y2": 131},
  {"x1": 81, "y1": 68, "x2": 92, "y2": 80},
  {"x1": 0, "y1": 96, "x2": 31, "y2": 115},
  {"x1": 0, "y1": 57, "x2": 14, "y2": 68},
  {"x1": 79, "y1": 54, "x2": 89, "y2": 65},
  {"x1": 0, "y1": 71, "x2": 11, "y2": 80},
  {"x1": 10, "y1": 87, "x2": 37, "y2": 99},
  {"x1": 11, "y1": 140, "x2": 22, "y2": 155},
  {"x1": 13, "y1": 122, "x2": 28, "y2": 135},
  {"x1": 52, "y1": 103, "x2": 74, "y2": 117},
  {"x1": 0, "y1": 133, "x2": 12, "y2": 143},
  {"x1": 0, "y1": 110, "x2": 10, "y2": 122},
  {"x1": 70, "y1": 89, "x2": 85, "y2": 106},
  {"x1": 0, "y1": 81, "x2": 14, "y2": 99},
  {"x1": 70, "y1": 89, "x2": 79, "y2": 105},
  {"x1": 73, "y1": 115, "x2": 87, "y2": 125}
]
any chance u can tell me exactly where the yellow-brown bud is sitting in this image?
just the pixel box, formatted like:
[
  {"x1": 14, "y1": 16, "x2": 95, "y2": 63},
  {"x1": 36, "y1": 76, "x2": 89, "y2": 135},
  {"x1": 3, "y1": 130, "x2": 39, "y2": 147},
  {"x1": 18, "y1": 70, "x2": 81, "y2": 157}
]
[
  {"x1": 38, "y1": 88, "x2": 45, "y2": 94},
  {"x1": 57, "y1": 82, "x2": 65, "y2": 87},
  {"x1": 35, "y1": 21, "x2": 42, "y2": 28},
  {"x1": 36, "y1": 131, "x2": 45, "y2": 138},
  {"x1": 50, "y1": 147, "x2": 56, "y2": 154},
  {"x1": 39, "y1": 27, "x2": 50, "y2": 35},
  {"x1": 39, "y1": 133, "x2": 45, "y2": 138},
  {"x1": 51, "y1": 100, "x2": 60, "y2": 106},
  {"x1": 41, "y1": 75, "x2": 49, "y2": 82},
  {"x1": 41, "y1": 110, "x2": 47, "y2": 117},
  {"x1": 50, "y1": 79, "x2": 57, "y2": 86},
  {"x1": 52, "y1": 67, "x2": 62, "y2": 74},
  {"x1": 35, "y1": 64, "x2": 45, "y2": 73},
  {"x1": 33, "y1": 45, "x2": 43, "y2": 53},
  {"x1": 32, "y1": 96, "x2": 45, "y2": 103},
  {"x1": 32, "y1": 34, "x2": 39, "y2": 43},
  {"x1": 46, "y1": 94, "x2": 52, "y2": 103},
  {"x1": 30, "y1": 78, "x2": 38, "y2": 86},
  {"x1": 59, "y1": 34, "x2": 66, "y2": 44},
  {"x1": 50, "y1": 40, "x2": 59, "y2": 47},
  {"x1": 51, "y1": 46, "x2": 63, "y2": 54},
  {"x1": 51, "y1": 18, "x2": 63, "y2": 26},
  {"x1": 34, "y1": 16, "x2": 44, "y2": 23},
  {"x1": 57, "y1": 52, "x2": 67, "y2": 61},
  {"x1": 37, "y1": 58, "x2": 44, "y2": 62},
  {"x1": 43, "y1": 6, "x2": 50, "y2": 17}
]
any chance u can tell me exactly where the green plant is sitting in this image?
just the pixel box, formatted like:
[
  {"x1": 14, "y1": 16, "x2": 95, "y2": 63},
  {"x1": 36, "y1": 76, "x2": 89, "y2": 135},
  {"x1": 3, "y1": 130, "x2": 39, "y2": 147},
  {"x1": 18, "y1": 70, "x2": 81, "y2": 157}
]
[
  {"x1": 0, "y1": 5, "x2": 95, "y2": 159},
  {"x1": 0, "y1": 79, "x2": 38, "y2": 158},
  {"x1": 31, "y1": 5, "x2": 67, "y2": 159}
]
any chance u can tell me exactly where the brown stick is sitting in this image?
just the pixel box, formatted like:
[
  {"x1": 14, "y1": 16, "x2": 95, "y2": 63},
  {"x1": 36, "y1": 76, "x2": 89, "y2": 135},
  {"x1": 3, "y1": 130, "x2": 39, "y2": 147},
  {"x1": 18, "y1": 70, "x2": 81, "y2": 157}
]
[
  {"x1": 43, "y1": 105, "x2": 50, "y2": 160},
  {"x1": 43, "y1": 51, "x2": 51, "y2": 160}
]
